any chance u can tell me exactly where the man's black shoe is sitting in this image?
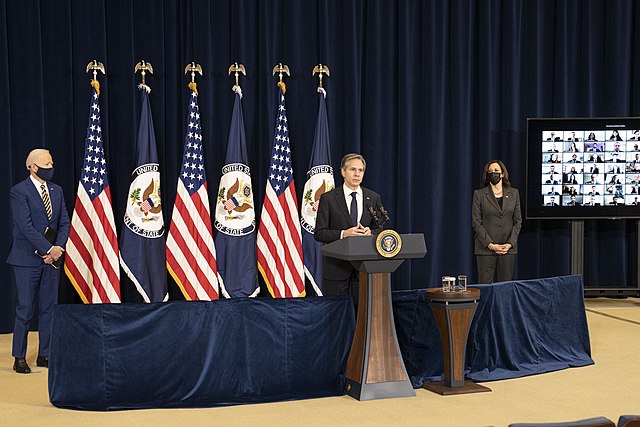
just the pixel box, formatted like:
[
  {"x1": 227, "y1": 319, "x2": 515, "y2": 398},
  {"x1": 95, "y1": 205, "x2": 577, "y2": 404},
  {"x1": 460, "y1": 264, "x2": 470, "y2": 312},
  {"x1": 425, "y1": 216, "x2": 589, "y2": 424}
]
[
  {"x1": 13, "y1": 358, "x2": 31, "y2": 374},
  {"x1": 36, "y1": 356, "x2": 48, "y2": 368}
]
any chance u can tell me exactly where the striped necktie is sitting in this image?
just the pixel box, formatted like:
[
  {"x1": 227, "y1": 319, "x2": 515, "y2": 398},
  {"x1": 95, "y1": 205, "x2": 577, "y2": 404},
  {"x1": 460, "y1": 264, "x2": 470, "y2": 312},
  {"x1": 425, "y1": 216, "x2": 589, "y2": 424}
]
[{"x1": 41, "y1": 183, "x2": 52, "y2": 220}]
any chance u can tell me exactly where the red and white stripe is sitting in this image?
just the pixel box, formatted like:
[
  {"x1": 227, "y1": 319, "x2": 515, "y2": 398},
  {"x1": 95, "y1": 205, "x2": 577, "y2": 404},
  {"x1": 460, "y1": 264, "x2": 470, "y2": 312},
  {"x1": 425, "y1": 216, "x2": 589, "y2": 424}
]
[
  {"x1": 166, "y1": 180, "x2": 220, "y2": 300},
  {"x1": 64, "y1": 185, "x2": 121, "y2": 303},
  {"x1": 257, "y1": 182, "x2": 305, "y2": 298}
]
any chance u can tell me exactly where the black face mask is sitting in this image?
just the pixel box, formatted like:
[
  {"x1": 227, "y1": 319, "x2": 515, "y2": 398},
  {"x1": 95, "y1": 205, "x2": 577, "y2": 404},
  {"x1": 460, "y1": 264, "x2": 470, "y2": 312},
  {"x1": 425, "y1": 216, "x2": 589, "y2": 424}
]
[
  {"x1": 34, "y1": 164, "x2": 54, "y2": 182},
  {"x1": 488, "y1": 172, "x2": 502, "y2": 185}
]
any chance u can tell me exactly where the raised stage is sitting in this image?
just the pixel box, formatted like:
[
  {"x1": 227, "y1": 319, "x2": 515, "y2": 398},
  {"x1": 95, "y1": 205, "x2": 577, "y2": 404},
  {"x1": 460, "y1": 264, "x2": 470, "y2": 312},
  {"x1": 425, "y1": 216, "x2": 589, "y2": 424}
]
[{"x1": 49, "y1": 275, "x2": 593, "y2": 410}]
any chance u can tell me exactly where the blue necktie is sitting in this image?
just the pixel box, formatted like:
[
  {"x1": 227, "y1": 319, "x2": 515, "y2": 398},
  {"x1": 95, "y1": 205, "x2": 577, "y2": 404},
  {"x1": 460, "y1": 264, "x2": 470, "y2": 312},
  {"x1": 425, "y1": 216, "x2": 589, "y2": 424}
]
[{"x1": 350, "y1": 192, "x2": 358, "y2": 226}]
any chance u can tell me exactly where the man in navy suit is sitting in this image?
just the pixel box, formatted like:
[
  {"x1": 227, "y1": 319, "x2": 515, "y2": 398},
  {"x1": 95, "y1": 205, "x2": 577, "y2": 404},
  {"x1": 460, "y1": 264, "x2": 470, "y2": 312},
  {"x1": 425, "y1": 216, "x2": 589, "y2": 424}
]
[
  {"x1": 315, "y1": 153, "x2": 382, "y2": 300},
  {"x1": 7, "y1": 149, "x2": 70, "y2": 374}
]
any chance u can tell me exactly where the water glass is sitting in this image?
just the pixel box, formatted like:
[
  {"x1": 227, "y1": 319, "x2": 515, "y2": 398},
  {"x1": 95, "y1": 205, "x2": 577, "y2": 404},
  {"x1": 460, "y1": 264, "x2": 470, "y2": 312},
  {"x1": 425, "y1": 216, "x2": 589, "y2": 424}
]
[
  {"x1": 441, "y1": 276, "x2": 451, "y2": 292},
  {"x1": 457, "y1": 275, "x2": 467, "y2": 292}
]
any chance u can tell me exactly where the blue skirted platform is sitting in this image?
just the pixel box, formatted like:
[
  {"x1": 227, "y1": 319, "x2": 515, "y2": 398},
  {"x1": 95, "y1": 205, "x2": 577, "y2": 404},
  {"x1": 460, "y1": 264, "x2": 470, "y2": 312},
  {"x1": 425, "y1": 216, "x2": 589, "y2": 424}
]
[
  {"x1": 48, "y1": 297, "x2": 355, "y2": 410},
  {"x1": 393, "y1": 275, "x2": 593, "y2": 387},
  {"x1": 49, "y1": 275, "x2": 592, "y2": 410}
]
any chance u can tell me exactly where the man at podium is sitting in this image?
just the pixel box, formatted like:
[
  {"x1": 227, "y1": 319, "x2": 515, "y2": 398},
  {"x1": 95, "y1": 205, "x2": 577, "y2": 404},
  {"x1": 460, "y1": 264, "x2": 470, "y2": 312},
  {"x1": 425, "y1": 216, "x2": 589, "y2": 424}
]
[{"x1": 315, "y1": 153, "x2": 383, "y2": 300}]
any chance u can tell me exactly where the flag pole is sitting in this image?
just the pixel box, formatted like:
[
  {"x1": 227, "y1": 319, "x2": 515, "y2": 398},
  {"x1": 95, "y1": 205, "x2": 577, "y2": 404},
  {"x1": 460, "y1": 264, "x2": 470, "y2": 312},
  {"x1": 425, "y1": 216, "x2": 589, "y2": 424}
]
[
  {"x1": 184, "y1": 62, "x2": 203, "y2": 95},
  {"x1": 312, "y1": 63, "x2": 330, "y2": 97},
  {"x1": 134, "y1": 60, "x2": 153, "y2": 93},
  {"x1": 272, "y1": 63, "x2": 290, "y2": 92},
  {"x1": 85, "y1": 60, "x2": 105, "y2": 95},
  {"x1": 228, "y1": 62, "x2": 246, "y2": 91},
  {"x1": 228, "y1": 62, "x2": 246, "y2": 97}
]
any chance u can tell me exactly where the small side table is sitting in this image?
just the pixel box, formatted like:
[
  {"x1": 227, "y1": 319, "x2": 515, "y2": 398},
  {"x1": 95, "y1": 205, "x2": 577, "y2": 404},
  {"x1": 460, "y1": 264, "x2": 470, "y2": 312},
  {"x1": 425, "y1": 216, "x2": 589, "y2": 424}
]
[{"x1": 423, "y1": 287, "x2": 491, "y2": 395}]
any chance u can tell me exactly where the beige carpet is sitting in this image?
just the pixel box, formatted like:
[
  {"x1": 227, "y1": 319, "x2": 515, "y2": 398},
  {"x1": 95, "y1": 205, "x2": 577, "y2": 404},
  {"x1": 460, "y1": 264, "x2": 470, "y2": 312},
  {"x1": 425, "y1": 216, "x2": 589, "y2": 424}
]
[{"x1": 1, "y1": 297, "x2": 638, "y2": 427}]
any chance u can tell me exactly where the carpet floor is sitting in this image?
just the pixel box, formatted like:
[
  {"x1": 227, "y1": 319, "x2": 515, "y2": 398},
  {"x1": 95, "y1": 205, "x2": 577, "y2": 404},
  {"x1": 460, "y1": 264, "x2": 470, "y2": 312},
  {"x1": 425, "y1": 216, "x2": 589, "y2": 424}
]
[{"x1": 1, "y1": 297, "x2": 638, "y2": 427}]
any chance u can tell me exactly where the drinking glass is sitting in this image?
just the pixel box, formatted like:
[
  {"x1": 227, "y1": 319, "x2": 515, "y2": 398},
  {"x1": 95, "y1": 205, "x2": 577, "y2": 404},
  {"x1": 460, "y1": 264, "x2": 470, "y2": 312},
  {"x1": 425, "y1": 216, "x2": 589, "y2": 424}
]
[
  {"x1": 441, "y1": 276, "x2": 451, "y2": 292},
  {"x1": 457, "y1": 275, "x2": 467, "y2": 292}
]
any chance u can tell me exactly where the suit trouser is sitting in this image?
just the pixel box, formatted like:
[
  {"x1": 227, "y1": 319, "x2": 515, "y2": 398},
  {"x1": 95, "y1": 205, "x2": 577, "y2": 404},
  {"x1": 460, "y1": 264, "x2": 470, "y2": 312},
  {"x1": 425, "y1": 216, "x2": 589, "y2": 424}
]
[
  {"x1": 323, "y1": 271, "x2": 359, "y2": 306},
  {"x1": 476, "y1": 254, "x2": 516, "y2": 284},
  {"x1": 12, "y1": 264, "x2": 59, "y2": 358}
]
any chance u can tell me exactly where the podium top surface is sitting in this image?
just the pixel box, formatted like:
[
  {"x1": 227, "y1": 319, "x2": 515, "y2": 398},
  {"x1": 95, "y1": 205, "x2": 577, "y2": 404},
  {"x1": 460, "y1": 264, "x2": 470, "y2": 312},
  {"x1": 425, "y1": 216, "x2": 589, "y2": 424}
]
[{"x1": 320, "y1": 233, "x2": 427, "y2": 261}]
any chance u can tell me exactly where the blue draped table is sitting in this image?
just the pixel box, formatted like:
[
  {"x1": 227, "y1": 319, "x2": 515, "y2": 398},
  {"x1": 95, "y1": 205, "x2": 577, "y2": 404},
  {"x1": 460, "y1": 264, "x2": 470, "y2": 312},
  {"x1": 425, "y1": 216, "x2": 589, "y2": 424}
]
[
  {"x1": 49, "y1": 275, "x2": 592, "y2": 410},
  {"x1": 48, "y1": 297, "x2": 355, "y2": 410},
  {"x1": 393, "y1": 275, "x2": 594, "y2": 387}
]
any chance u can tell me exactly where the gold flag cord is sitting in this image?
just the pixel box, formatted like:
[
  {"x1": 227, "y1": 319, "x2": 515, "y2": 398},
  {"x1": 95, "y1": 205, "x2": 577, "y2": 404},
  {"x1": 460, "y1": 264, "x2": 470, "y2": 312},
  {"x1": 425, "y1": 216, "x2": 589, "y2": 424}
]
[
  {"x1": 91, "y1": 79, "x2": 100, "y2": 96},
  {"x1": 188, "y1": 81, "x2": 198, "y2": 96}
]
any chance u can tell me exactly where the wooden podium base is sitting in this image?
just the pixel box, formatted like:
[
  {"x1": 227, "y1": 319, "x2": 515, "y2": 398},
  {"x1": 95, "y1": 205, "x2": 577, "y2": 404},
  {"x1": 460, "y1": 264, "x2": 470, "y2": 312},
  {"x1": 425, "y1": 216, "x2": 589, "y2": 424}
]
[
  {"x1": 344, "y1": 272, "x2": 415, "y2": 401},
  {"x1": 423, "y1": 380, "x2": 491, "y2": 396}
]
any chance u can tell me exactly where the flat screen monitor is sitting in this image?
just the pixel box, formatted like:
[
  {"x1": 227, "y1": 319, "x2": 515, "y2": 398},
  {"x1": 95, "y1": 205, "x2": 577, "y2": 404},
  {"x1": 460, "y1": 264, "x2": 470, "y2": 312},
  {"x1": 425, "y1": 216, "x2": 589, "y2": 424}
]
[{"x1": 526, "y1": 117, "x2": 640, "y2": 219}]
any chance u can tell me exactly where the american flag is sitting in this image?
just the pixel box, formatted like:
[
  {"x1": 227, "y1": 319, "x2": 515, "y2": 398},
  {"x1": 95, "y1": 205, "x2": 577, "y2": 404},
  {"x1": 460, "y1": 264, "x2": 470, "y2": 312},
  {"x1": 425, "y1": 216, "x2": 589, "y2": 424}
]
[
  {"x1": 166, "y1": 90, "x2": 221, "y2": 300},
  {"x1": 64, "y1": 87, "x2": 121, "y2": 303},
  {"x1": 257, "y1": 84, "x2": 305, "y2": 298}
]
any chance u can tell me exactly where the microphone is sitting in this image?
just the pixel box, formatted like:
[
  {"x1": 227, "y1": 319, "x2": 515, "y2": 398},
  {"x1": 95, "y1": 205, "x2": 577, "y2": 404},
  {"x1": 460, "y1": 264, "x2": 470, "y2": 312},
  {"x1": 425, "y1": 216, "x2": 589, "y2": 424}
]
[
  {"x1": 368, "y1": 206, "x2": 382, "y2": 229},
  {"x1": 378, "y1": 204, "x2": 390, "y2": 223}
]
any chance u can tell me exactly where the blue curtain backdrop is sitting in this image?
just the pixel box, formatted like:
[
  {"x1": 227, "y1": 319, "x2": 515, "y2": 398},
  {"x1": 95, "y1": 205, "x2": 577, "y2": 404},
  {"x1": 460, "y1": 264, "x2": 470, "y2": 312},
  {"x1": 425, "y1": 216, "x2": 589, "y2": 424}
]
[{"x1": 1, "y1": 0, "x2": 640, "y2": 331}]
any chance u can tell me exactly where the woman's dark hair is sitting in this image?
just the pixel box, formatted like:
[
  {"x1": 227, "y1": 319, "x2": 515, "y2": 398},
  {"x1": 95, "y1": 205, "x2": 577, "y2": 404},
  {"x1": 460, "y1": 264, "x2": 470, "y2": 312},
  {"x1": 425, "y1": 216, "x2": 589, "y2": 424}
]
[{"x1": 482, "y1": 159, "x2": 511, "y2": 187}]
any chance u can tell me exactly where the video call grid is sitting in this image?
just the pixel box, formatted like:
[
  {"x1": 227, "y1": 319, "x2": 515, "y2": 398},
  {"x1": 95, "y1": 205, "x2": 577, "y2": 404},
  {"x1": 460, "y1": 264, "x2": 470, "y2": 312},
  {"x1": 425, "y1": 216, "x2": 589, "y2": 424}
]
[{"x1": 541, "y1": 129, "x2": 640, "y2": 207}]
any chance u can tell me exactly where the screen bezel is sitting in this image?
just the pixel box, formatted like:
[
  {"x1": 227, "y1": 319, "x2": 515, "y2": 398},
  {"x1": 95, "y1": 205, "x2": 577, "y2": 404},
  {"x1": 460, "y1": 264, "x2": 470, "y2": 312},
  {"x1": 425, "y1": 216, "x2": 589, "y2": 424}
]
[{"x1": 526, "y1": 117, "x2": 640, "y2": 219}]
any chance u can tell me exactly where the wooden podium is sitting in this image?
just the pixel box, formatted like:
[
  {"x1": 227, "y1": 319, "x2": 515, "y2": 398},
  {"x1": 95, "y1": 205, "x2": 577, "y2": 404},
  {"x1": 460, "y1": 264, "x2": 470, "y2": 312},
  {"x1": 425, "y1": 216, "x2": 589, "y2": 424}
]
[
  {"x1": 321, "y1": 234, "x2": 427, "y2": 400},
  {"x1": 423, "y1": 288, "x2": 491, "y2": 395}
]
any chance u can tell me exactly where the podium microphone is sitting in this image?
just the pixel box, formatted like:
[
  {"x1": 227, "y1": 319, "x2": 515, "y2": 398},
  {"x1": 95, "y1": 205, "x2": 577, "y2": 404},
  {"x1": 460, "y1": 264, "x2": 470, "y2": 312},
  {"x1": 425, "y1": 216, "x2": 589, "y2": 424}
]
[
  {"x1": 378, "y1": 204, "x2": 390, "y2": 223},
  {"x1": 368, "y1": 206, "x2": 382, "y2": 229}
]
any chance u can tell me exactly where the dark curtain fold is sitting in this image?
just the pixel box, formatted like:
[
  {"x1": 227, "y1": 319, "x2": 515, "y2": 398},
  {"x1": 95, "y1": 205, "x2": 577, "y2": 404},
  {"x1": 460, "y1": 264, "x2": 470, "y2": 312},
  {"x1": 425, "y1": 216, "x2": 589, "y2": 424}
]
[{"x1": 2, "y1": 0, "x2": 640, "y2": 332}]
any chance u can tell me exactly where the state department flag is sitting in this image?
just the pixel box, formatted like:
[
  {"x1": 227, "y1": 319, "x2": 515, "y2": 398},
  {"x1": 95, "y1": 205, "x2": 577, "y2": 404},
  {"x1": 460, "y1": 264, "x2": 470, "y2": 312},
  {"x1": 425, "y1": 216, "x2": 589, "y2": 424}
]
[
  {"x1": 119, "y1": 87, "x2": 167, "y2": 303},
  {"x1": 300, "y1": 90, "x2": 334, "y2": 296},
  {"x1": 214, "y1": 86, "x2": 259, "y2": 297},
  {"x1": 166, "y1": 90, "x2": 222, "y2": 301},
  {"x1": 256, "y1": 83, "x2": 305, "y2": 298},
  {"x1": 64, "y1": 85, "x2": 121, "y2": 303}
]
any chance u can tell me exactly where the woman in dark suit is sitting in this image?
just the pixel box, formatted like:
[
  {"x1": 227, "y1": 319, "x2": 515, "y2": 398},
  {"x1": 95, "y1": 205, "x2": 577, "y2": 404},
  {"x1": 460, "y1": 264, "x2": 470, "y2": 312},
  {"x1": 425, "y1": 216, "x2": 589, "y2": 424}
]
[{"x1": 472, "y1": 160, "x2": 522, "y2": 284}]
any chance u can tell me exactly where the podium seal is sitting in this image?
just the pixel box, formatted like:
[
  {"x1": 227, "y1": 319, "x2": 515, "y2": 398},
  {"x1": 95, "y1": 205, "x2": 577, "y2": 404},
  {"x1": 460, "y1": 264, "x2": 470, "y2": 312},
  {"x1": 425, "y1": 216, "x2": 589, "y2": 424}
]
[{"x1": 375, "y1": 229, "x2": 402, "y2": 258}]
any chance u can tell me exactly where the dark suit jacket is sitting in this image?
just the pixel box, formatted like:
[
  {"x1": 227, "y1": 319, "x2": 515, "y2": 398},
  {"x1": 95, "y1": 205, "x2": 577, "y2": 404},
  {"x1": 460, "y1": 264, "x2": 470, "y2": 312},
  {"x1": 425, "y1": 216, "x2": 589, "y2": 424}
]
[
  {"x1": 314, "y1": 186, "x2": 382, "y2": 280},
  {"x1": 472, "y1": 186, "x2": 522, "y2": 256},
  {"x1": 7, "y1": 177, "x2": 70, "y2": 267}
]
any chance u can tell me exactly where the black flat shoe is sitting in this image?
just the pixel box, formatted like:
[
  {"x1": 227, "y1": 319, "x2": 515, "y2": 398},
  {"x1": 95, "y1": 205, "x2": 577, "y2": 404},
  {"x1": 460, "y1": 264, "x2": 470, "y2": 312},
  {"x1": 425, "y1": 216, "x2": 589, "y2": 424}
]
[
  {"x1": 13, "y1": 358, "x2": 31, "y2": 374},
  {"x1": 36, "y1": 356, "x2": 48, "y2": 368}
]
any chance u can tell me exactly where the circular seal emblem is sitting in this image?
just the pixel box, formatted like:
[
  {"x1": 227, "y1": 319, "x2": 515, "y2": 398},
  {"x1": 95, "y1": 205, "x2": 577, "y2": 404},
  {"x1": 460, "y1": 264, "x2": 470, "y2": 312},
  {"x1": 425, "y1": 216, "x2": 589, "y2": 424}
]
[
  {"x1": 375, "y1": 229, "x2": 402, "y2": 258},
  {"x1": 214, "y1": 163, "x2": 256, "y2": 236},
  {"x1": 300, "y1": 165, "x2": 334, "y2": 233},
  {"x1": 123, "y1": 163, "x2": 165, "y2": 238}
]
